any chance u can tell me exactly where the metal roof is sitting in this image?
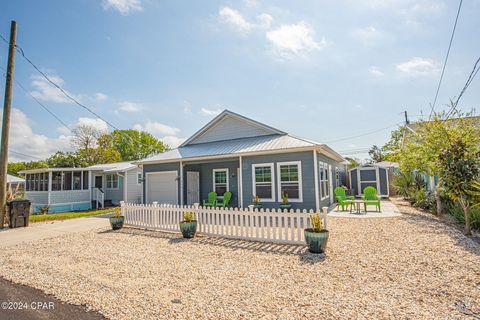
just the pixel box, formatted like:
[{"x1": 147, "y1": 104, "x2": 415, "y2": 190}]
[
  {"x1": 86, "y1": 161, "x2": 137, "y2": 173},
  {"x1": 138, "y1": 134, "x2": 344, "y2": 164},
  {"x1": 7, "y1": 174, "x2": 24, "y2": 183}
]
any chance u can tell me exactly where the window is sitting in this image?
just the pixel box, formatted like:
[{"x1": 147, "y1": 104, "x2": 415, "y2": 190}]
[
  {"x1": 319, "y1": 162, "x2": 330, "y2": 200},
  {"x1": 52, "y1": 172, "x2": 61, "y2": 191},
  {"x1": 73, "y1": 172, "x2": 82, "y2": 190},
  {"x1": 63, "y1": 172, "x2": 72, "y2": 191},
  {"x1": 277, "y1": 161, "x2": 302, "y2": 202},
  {"x1": 335, "y1": 169, "x2": 340, "y2": 187},
  {"x1": 252, "y1": 163, "x2": 274, "y2": 202},
  {"x1": 137, "y1": 173, "x2": 142, "y2": 184},
  {"x1": 106, "y1": 174, "x2": 118, "y2": 189},
  {"x1": 83, "y1": 171, "x2": 89, "y2": 190},
  {"x1": 213, "y1": 169, "x2": 229, "y2": 197}
]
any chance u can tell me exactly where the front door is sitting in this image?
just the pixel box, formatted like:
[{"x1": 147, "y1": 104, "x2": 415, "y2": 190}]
[
  {"x1": 95, "y1": 176, "x2": 103, "y2": 189},
  {"x1": 186, "y1": 171, "x2": 200, "y2": 205}
]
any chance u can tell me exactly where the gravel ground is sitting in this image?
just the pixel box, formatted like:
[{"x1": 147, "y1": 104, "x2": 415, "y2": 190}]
[{"x1": 0, "y1": 198, "x2": 479, "y2": 319}]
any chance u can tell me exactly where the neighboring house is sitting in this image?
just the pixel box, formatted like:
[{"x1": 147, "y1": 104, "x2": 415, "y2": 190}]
[
  {"x1": 20, "y1": 162, "x2": 142, "y2": 213},
  {"x1": 136, "y1": 110, "x2": 346, "y2": 211},
  {"x1": 7, "y1": 174, "x2": 25, "y2": 190}
]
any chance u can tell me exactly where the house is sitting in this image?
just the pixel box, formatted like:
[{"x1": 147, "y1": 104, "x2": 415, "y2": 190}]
[
  {"x1": 136, "y1": 110, "x2": 346, "y2": 211},
  {"x1": 7, "y1": 174, "x2": 25, "y2": 190},
  {"x1": 20, "y1": 162, "x2": 142, "y2": 213}
]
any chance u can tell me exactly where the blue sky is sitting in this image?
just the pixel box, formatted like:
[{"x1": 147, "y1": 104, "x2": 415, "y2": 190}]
[{"x1": 1, "y1": 0, "x2": 479, "y2": 162}]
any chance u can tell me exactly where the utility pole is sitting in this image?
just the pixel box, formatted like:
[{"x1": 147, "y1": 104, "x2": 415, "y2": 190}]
[
  {"x1": 0, "y1": 21, "x2": 17, "y2": 228},
  {"x1": 404, "y1": 110, "x2": 410, "y2": 125}
]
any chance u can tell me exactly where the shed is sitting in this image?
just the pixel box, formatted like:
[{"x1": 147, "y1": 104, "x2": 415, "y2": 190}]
[{"x1": 349, "y1": 163, "x2": 390, "y2": 197}]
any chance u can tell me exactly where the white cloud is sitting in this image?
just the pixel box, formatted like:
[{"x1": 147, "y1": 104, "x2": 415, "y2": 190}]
[
  {"x1": 200, "y1": 108, "x2": 222, "y2": 116},
  {"x1": 102, "y1": 0, "x2": 143, "y2": 15},
  {"x1": 94, "y1": 92, "x2": 108, "y2": 101},
  {"x1": 30, "y1": 74, "x2": 77, "y2": 104},
  {"x1": 5, "y1": 109, "x2": 71, "y2": 161},
  {"x1": 133, "y1": 121, "x2": 184, "y2": 147},
  {"x1": 266, "y1": 22, "x2": 326, "y2": 57},
  {"x1": 396, "y1": 57, "x2": 439, "y2": 77},
  {"x1": 133, "y1": 121, "x2": 180, "y2": 137},
  {"x1": 352, "y1": 26, "x2": 384, "y2": 46},
  {"x1": 118, "y1": 101, "x2": 144, "y2": 113},
  {"x1": 257, "y1": 13, "x2": 273, "y2": 28},
  {"x1": 369, "y1": 66, "x2": 384, "y2": 77},
  {"x1": 76, "y1": 117, "x2": 109, "y2": 133},
  {"x1": 219, "y1": 7, "x2": 252, "y2": 32}
]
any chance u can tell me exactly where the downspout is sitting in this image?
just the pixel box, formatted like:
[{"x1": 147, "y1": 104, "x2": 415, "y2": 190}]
[{"x1": 313, "y1": 150, "x2": 320, "y2": 211}]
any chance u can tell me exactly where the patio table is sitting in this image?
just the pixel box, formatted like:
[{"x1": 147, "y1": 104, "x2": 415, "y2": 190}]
[{"x1": 350, "y1": 200, "x2": 365, "y2": 214}]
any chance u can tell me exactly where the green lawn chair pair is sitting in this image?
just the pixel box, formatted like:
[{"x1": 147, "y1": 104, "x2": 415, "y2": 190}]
[
  {"x1": 362, "y1": 186, "x2": 381, "y2": 212},
  {"x1": 334, "y1": 187, "x2": 355, "y2": 211},
  {"x1": 203, "y1": 191, "x2": 232, "y2": 208}
]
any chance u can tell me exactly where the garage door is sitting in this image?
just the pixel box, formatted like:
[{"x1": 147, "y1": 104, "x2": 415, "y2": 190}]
[{"x1": 146, "y1": 172, "x2": 178, "y2": 204}]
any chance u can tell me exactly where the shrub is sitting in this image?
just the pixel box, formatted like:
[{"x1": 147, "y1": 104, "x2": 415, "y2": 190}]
[
  {"x1": 183, "y1": 212, "x2": 195, "y2": 222},
  {"x1": 449, "y1": 204, "x2": 480, "y2": 230},
  {"x1": 309, "y1": 213, "x2": 323, "y2": 232}
]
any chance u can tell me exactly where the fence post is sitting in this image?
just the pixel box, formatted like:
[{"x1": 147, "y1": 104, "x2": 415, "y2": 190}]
[{"x1": 322, "y1": 206, "x2": 328, "y2": 229}]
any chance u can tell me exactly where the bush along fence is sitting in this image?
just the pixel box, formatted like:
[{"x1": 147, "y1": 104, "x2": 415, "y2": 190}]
[{"x1": 120, "y1": 202, "x2": 328, "y2": 245}]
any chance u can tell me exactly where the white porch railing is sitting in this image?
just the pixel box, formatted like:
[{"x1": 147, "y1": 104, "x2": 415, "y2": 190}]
[
  {"x1": 121, "y1": 203, "x2": 328, "y2": 245},
  {"x1": 93, "y1": 188, "x2": 104, "y2": 208}
]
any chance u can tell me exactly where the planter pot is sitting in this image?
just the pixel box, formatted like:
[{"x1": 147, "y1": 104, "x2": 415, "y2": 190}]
[
  {"x1": 109, "y1": 216, "x2": 125, "y2": 230},
  {"x1": 279, "y1": 204, "x2": 292, "y2": 210},
  {"x1": 253, "y1": 204, "x2": 262, "y2": 209},
  {"x1": 304, "y1": 228, "x2": 329, "y2": 254},
  {"x1": 179, "y1": 220, "x2": 197, "y2": 238}
]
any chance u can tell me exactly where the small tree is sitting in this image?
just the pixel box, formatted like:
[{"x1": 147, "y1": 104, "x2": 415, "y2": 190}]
[
  {"x1": 368, "y1": 145, "x2": 385, "y2": 163},
  {"x1": 437, "y1": 139, "x2": 480, "y2": 234}
]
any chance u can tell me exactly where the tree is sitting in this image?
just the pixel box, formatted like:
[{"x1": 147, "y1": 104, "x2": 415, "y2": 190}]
[
  {"x1": 46, "y1": 151, "x2": 87, "y2": 168},
  {"x1": 71, "y1": 124, "x2": 104, "y2": 163},
  {"x1": 344, "y1": 157, "x2": 360, "y2": 170},
  {"x1": 382, "y1": 127, "x2": 405, "y2": 162},
  {"x1": 437, "y1": 139, "x2": 480, "y2": 234},
  {"x1": 368, "y1": 145, "x2": 385, "y2": 163},
  {"x1": 106, "y1": 130, "x2": 167, "y2": 161},
  {"x1": 7, "y1": 161, "x2": 47, "y2": 176}
]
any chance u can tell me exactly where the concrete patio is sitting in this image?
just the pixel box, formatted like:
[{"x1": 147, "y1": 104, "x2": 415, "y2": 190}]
[{"x1": 328, "y1": 200, "x2": 401, "y2": 218}]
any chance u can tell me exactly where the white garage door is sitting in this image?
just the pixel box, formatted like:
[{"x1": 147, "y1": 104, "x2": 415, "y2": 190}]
[{"x1": 146, "y1": 172, "x2": 178, "y2": 204}]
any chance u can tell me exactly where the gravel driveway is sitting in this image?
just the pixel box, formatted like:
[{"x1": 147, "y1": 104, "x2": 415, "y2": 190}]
[{"x1": 0, "y1": 199, "x2": 479, "y2": 319}]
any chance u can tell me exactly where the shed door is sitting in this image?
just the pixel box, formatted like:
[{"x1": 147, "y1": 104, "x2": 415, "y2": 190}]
[
  {"x1": 186, "y1": 171, "x2": 200, "y2": 205},
  {"x1": 359, "y1": 168, "x2": 378, "y2": 195},
  {"x1": 146, "y1": 172, "x2": 178, "y2": 204}
]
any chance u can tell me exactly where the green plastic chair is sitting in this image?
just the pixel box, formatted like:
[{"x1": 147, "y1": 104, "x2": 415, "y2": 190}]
[
  {"x1": 203, "y1": 192, "x2": 217, "y2": 207},
  {"x1": 217, "y1": 192, "x2": 232, "y2": 208},
  {"x1": 334, "y1": 187, "x2": 355, "y2": 211},
  {"x1": 362, "y1": 186, "x2": 381, "y2": 212}
]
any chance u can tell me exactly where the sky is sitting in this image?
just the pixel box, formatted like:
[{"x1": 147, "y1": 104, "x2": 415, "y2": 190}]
[{"x1": 1, "y1": 0, "x2": 479, "y2": 162}]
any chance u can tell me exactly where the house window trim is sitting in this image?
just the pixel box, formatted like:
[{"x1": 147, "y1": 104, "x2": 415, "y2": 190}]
[
  {"x1": 212, "y1": 168, "x2": 229, "y2": 198},
  {"x1": 137, "y1": 172, "x2": 142, "y2": 185},
  {"x1": 276, "y1": 161, "x2": 303, "y2": 203},
  {"x1": 252, "y1": 163, "x2": 275, "y2": 202},
  {"x1": 319, "y1": 161, "x2": 330, "y2": 201},
  {"x1": 106, "y1": 174, "x2": 119, "y2": 190}
]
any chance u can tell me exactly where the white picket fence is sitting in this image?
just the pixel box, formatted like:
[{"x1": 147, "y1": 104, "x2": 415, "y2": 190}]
[{"x1": 120, "y1": 202, "x2": 328, "y2": 245}]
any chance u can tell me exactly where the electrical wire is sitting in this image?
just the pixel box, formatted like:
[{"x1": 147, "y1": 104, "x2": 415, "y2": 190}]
[
  {"x1": 9, "y1": 150, "x2": 44, "y2": 161},
  {"x1": 323, "y1": 122, "x2": 401, "y2": 144},
  {"x1": 428, "y1": 0, "x2": 463, "y2": 119}
]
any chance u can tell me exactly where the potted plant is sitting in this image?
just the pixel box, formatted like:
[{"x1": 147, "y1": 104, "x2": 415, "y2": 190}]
[
  {"x1": 109, "y1": 207, "x2": 125, "y2": 230},
  {"x1": 179, "y1": 211, "x2": 197, "y2": 238},
  {"x1": 252, "y1": 195, "x2": 262, "y2": 209},
  {"x1": 39, "y1": 205, "x2": 49, "y2": 215},
  {"x1": 279, "y1": 192, "x2": 292, "y2": 210},
  {"x1": 304, "y1": 213, "x2": 329, "y2": 254}
]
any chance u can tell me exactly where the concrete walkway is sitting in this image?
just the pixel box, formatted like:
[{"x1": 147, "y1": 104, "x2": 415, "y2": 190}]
[
  {"x1": 328, "y1": 200, "x2": 401, "y2": 218},
  {"x1": 0, "y1": 215, "x2": 110, "y2": 247}
]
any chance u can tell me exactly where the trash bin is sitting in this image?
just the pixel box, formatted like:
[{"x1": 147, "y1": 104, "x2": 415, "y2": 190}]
[{"x1": 8, "y1": 199, "x2": 31, "y2": 228}]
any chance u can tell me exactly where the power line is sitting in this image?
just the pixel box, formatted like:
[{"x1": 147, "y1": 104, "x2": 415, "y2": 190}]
[
  {"x1": 0, "y1": 66, "x2": 71, "y2": 132},
  {"x1": 445, "y1": 56, "x2": 480, "y2": 119},
  {"x1": 9, "y1": 150, "x2": 44, "y2": 161},
  {"x1": 428, "y1": 0, "x2": 463, "y2": 119},
  {"x1": 323, "y1": 122, "x2": 401, "y2": 144}
]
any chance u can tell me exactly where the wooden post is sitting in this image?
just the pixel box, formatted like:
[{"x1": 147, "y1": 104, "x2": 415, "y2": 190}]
[{"x1": 0, "y1": 21, "x2": 17, "y2": 228}]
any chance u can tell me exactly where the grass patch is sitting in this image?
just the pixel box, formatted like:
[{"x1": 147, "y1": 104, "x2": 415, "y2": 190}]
[{"x1": 29, "y1": 208, "x2": 115, "y2": 223}]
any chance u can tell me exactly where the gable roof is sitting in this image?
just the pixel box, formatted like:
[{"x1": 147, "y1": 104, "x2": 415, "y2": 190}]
[
  {"x1": 7, "y1": 174, "x2": 24, "y2": 183},
  {"x1": 85, "y1": 161, "x2": 138, "y2": 173},
  {"x1": 180, "y1": 110, "x2": 286, "y2": 147}
]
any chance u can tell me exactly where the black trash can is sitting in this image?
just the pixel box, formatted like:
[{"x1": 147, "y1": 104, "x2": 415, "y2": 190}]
[{"x1": 8, "y1": 199, "x2": 31, "y2": 228}]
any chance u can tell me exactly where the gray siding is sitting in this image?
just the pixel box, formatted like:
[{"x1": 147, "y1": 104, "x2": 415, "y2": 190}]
[
  {"x1": 191, "y1": 117, "x2": 275, "y2": 144},
  {"x1": 24, "y1": 192, "x2": 48, "y2": 205},
  {"x1": 350, "y1": 169, "x2": 358, "y2": 196},
  {"x1": 317, "y1": 153, "x2": 345, "y2": 208},
  {"x1": 105, "y1": 176, "x2": 124, "y2": 205},
  {"x1": 242, "y1": 151, "x2": 316, "y2": 210},
  {"x1": 143, "y1": 162, "x2": 180, "y2": 204},
  {"x1": 50, "y1": 190, "x2": 90, "y2": 204},
  {"x1": 379, "y1": 167, "x2": 388, "y2": 196},
  {"x1": 126, "y1": 168, "x2": 142, "y2": 203}
]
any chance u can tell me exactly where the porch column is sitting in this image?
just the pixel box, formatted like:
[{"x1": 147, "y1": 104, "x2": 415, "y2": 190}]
[
  {"x1": 47, "y1": 171, "x2": 52, "y2": 206},
  {"x1": 88, "y1": 171, "x2": 92, "y2": 205},
  {"x1": 313, "y1": 151, "x2": 320, "y2": 212},
  {"x1": 239, "y1": 156, "x2": 243, "y2": 208},
  {"x1": 179, "y1": 161, "x2": 183, "y2": 205}
]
